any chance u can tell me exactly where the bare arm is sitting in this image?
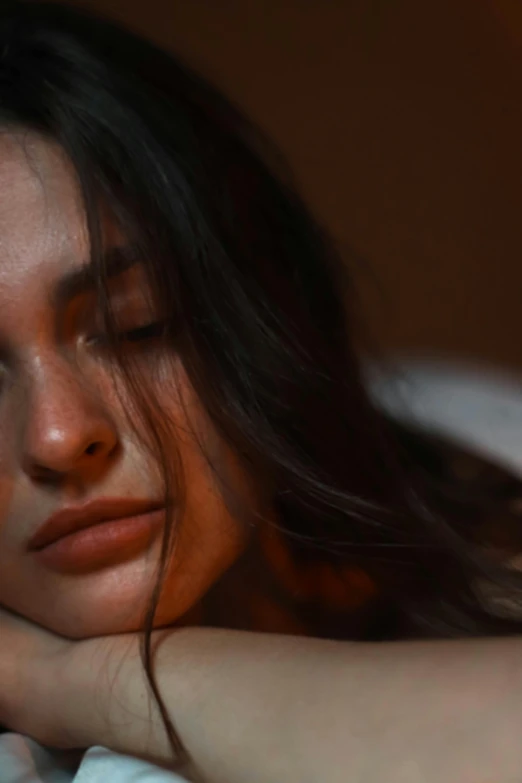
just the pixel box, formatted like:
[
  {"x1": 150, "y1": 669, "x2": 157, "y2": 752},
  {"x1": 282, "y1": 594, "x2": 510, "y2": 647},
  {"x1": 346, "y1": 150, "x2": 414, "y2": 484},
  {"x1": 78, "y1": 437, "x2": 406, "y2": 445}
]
[{"x1": 56, "y1": 627, "x2": 522, "y2": 783}]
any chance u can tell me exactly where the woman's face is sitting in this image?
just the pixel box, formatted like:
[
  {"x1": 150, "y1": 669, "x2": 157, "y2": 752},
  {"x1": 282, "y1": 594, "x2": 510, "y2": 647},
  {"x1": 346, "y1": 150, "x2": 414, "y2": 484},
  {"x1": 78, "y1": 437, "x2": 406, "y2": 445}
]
[{"x1": 0, "y1": 132, "x2": 250, "y2": 639}]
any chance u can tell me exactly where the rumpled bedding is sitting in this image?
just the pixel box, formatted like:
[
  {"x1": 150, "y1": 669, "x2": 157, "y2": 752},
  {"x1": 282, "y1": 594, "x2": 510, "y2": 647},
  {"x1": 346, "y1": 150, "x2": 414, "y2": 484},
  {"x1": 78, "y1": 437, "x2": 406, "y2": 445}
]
[{"x1": 0, "y1": 732, "x2": 188, "y2": 782}]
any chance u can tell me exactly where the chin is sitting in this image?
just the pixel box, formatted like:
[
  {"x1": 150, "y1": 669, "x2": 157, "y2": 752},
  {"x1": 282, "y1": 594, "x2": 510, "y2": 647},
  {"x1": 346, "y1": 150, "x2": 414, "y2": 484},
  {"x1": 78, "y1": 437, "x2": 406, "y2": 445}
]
[
  {"x1": 52, "y1": 602, "x2": 188, "y2": 640},
  {"x1": 57, "y1": 612, "x2": 198, "y2": 641},
  {"x1": 38, "y1": 586, "x2": 203, "y2": 640},
  {"x1": 38, "y1": 607, "x2": 147, "y2": 640}
]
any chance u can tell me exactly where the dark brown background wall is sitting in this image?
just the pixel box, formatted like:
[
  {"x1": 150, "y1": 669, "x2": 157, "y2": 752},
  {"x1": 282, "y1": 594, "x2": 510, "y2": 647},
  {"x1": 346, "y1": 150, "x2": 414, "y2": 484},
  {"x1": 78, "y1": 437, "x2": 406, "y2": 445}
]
[{"x1": 80, "y1": 0, "x2": 522, "y2": 370}]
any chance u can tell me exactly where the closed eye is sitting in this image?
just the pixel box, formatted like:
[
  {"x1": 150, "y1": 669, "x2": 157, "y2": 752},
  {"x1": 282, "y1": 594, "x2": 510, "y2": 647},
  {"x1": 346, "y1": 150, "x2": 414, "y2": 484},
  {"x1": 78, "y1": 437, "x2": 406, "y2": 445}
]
[
  {"x1": 119, "y1": 321, "x2": 167, "y2": 342},
  {"x1": 87, "y1": 320, "x2": 168, "y2": 347}
]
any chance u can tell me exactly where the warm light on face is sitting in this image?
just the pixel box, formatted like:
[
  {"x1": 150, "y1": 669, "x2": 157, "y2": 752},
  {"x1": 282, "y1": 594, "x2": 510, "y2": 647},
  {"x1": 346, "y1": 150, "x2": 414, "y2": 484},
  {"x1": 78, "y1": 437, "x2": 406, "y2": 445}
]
[{"x1": 0, "y1": 131, "x2": 250, "y2": 639}]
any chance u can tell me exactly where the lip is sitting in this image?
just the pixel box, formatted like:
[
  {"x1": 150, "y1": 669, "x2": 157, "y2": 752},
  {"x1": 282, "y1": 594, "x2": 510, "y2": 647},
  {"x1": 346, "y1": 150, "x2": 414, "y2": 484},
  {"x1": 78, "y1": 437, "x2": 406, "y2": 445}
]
[{"x1": 28, "y1": 498, "x2": 165, "y2": 551}]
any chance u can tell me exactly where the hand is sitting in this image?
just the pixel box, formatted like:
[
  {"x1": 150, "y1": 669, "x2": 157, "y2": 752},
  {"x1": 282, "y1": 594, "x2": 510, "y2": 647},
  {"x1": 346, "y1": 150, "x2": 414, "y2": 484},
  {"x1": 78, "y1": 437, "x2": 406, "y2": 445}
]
[
  {"x1": 0, "y1": 605, "x2": 76, "y2": 747},
  {"x1": 0, "y1": 604, "x2": 166, "y2": 756}
]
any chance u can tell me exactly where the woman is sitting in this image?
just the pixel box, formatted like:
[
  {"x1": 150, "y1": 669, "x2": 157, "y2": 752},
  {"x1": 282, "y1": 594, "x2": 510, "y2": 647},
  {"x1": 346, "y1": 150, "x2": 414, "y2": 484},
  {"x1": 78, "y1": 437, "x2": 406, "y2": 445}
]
[{"x1": 2, "y1": 2, "x2": 522, "y2": 781}]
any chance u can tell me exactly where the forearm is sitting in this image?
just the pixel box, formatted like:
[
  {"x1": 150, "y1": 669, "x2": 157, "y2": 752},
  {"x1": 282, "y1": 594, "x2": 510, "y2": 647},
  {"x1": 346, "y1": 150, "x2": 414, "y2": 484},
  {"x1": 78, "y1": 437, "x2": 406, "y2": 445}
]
[{"x1": 58, "y1": 628, "x2": 522, "y2": 783}]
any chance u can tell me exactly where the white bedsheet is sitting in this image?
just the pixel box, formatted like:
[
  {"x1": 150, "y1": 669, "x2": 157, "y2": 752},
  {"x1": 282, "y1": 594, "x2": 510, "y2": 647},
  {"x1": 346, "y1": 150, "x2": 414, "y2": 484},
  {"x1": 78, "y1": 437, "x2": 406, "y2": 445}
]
[{"x1": 0, "y1": 733, "x2": 189, "y2": 782}]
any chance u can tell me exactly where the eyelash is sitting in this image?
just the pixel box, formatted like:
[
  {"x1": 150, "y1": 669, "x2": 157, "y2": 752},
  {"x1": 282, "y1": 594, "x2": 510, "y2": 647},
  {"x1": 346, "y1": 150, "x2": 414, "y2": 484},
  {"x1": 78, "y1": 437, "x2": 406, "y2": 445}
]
[
  {"x1": 120, "y1": 321, "x2": 167, "y2": 343},
  {"x1": 89, "y1": 320, "x2": 168, "y2": 346}
]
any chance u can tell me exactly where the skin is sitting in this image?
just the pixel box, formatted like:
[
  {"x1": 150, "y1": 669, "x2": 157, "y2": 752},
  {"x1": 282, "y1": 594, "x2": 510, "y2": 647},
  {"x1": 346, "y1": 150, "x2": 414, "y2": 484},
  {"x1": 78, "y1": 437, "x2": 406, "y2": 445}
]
[
  {"x1": 0, "y1": 131, "x2": 251, "y2": 640},
  {"x1": 5, "y1": 610, "x2": 522, "y2": 783}
]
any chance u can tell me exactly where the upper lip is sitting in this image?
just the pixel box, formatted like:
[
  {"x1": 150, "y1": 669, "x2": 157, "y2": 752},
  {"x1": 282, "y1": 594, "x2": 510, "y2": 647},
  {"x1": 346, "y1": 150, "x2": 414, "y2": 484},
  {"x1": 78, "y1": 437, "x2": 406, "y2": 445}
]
[{"x1": 28, "y1": 498, "x2": 165, "y2": 551}]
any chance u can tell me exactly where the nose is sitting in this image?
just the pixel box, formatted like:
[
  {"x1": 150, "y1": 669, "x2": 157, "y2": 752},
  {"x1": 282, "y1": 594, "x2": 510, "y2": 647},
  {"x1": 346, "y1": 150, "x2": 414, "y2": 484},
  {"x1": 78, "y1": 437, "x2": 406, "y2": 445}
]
[{"x1": 21, "y1": 361, "x2": 119, "y2": 482}]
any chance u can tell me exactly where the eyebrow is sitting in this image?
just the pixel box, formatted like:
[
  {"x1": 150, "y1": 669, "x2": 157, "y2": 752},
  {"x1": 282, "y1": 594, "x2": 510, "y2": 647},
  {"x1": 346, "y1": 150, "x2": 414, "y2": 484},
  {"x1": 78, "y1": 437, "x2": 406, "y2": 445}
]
[{"x1": 51, "y1": 245, "x2": 141, "y2": 309}]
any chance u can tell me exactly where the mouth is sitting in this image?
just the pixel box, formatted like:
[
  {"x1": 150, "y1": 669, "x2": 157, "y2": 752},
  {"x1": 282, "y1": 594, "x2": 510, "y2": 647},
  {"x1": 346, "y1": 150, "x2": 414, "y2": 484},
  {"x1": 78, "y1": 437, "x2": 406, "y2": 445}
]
[{"x1": 28, "y1": 499, "x2": 167, "y2": 574}]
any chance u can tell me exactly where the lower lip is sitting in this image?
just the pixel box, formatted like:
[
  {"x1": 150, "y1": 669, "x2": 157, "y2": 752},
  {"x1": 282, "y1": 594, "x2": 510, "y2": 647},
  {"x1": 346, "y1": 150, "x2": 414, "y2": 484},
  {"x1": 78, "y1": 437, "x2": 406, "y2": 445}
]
[{"x1": 33, "y1": 509, "x2": 166, "y2": 574}]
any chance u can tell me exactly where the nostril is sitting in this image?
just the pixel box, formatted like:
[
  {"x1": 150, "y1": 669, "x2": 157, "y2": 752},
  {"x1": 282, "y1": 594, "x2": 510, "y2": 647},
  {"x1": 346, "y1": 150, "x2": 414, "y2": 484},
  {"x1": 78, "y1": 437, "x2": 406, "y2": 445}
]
[{"x1": 85, "y1": 442, "x2": 101, "y2": 456}]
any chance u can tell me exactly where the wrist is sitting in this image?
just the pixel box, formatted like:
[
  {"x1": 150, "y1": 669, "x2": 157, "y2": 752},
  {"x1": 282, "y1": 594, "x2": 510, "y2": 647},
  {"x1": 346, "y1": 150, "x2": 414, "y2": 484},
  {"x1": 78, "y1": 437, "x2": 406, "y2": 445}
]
[
  {"x1": 18, "y1": 635, "x2": 77, "y2": 749},
  {"x1": 56, "y1": 631, "x2": 178, "y2": 761}
]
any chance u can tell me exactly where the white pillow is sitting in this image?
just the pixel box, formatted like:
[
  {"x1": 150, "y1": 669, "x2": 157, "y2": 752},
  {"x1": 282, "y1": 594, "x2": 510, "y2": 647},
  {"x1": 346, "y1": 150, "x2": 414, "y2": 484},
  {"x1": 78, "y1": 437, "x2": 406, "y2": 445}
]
[{"x1": 368, "y1": 357, "x2": 522, "y2": 478}]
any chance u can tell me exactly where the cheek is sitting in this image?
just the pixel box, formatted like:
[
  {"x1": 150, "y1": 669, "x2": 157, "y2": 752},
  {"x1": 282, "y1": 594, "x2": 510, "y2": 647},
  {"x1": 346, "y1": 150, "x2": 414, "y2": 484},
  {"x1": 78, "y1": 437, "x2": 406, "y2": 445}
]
[
  {"x1": 149, "y1": 378, "x2": 254, "y2": 623},
  {"x1": 153, "y1": 432, "x2": 252, "y2": 625},
  {"x1": 0, "y1": 407, "x2": 22, "y2": 475},
  {"x1": 0, "y1": 455, "x2": 22, "y2": 549}
]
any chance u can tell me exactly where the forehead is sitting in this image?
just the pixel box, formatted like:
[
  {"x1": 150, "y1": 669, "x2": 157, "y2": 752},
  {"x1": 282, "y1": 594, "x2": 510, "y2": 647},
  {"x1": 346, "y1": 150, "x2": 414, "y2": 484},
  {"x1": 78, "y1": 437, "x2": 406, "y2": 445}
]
[
  {"x1": 0, "y1": 132, "x2": 88, "y2": 275},
  {"x1": 0, "y1": 132, "x2": 123, "y2": 307}
]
